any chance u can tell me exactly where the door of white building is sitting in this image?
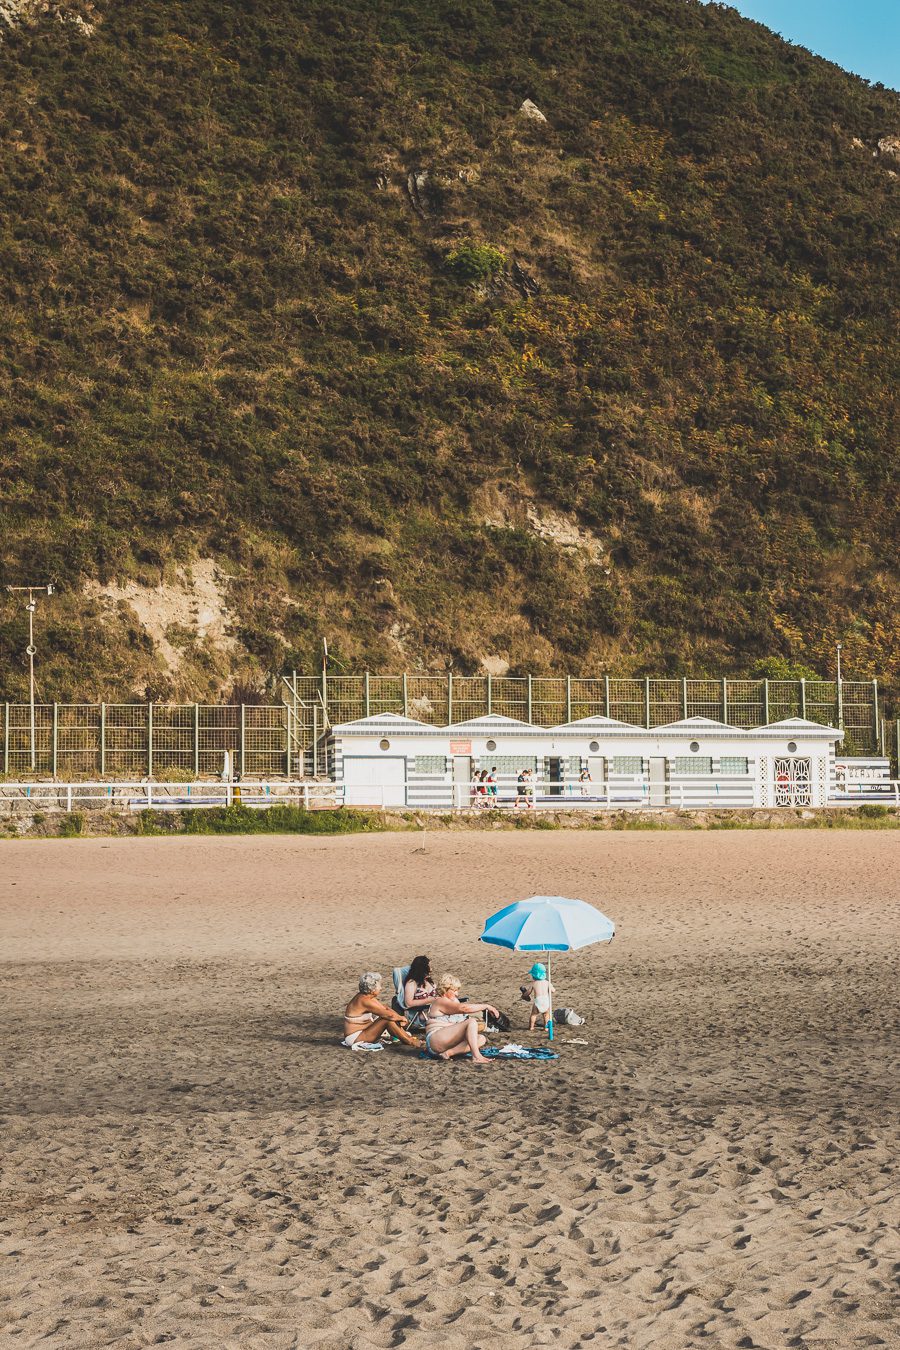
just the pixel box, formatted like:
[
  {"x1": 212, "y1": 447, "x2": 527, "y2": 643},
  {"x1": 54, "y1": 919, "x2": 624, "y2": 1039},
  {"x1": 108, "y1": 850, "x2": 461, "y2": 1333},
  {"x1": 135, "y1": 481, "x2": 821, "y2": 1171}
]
[
  {"x1": 452, "y1": 755, "x2": 472, "y2": 809},
  {"x1": 343, "y1": 756, "x2": 407, "y2": 807},
  {"x1": 648, "y1": 757, "x2": 667, "y2": 806},
  {"x1": 587, "y1": 756, "x2": 605, "y2": 797},
  {"x1": 773, "y1": 757, "x2": 812, "y2": 806}
]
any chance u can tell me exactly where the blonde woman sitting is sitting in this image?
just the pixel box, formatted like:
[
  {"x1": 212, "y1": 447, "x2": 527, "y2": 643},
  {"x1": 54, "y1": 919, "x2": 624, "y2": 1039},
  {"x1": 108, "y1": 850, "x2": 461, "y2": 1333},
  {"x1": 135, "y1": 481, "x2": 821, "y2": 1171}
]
[
  {"x1": 424, "y1": 973, "x2": 498, "y2": 1063},
  {"x1": 343, "y1": 973, "x2": 422, "y2": 1052}
]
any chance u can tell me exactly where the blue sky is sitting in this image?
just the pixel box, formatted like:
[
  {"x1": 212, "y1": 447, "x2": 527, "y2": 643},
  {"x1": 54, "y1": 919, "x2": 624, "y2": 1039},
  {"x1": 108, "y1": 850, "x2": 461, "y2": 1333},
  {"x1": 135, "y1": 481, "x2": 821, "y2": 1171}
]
[{"x1": 708, "y1": 1, "x2": 900, "y2": 88}]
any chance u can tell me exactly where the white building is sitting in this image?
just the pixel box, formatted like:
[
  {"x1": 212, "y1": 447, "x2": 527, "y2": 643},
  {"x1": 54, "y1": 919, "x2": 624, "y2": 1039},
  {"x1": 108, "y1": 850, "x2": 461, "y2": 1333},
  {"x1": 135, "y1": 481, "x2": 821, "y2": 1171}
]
[{"x1": 325, "y1": 712, "x2": 842, "y2": 810}]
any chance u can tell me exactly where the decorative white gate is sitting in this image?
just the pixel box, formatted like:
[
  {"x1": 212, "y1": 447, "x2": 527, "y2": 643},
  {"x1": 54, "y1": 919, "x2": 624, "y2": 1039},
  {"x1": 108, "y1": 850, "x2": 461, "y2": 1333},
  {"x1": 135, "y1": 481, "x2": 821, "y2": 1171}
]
[{"x1": 773, "y1": 757, "x2": 812, "y2": 806}]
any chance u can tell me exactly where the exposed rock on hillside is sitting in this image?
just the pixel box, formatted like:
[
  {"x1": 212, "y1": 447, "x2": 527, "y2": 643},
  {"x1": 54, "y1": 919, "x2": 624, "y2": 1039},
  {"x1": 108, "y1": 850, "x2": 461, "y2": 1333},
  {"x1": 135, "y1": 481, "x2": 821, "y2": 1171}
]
[
  {"x1": 520, "y1": 99, "x2": 548, "y2": 123},
  {"x1": 84, "y1": 561, "x2": 237, "y2": 679},
  {"x1": 0, "y1": 0, "x2": 96, "y2": 36}
]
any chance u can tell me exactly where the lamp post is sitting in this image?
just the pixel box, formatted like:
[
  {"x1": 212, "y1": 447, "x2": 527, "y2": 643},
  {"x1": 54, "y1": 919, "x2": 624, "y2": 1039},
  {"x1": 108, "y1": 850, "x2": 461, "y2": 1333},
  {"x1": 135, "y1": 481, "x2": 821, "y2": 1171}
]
[{"x1": 6, "y1": 584, "x2": 54, "y2": 771}]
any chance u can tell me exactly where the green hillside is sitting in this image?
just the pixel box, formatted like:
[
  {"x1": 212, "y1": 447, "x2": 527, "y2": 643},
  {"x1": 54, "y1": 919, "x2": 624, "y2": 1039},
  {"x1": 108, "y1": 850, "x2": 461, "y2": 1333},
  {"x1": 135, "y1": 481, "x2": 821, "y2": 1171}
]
[{"x1": 0, "y1": 0, "x2": 897, "y2": 702}]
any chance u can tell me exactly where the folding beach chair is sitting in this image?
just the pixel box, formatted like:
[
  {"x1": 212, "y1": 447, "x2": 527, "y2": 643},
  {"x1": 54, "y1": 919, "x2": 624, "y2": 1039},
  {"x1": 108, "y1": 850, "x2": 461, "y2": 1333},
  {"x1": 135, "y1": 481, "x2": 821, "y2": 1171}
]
[{"x1": 391, "y1": 965, "x2": 427, "y2": 1031}]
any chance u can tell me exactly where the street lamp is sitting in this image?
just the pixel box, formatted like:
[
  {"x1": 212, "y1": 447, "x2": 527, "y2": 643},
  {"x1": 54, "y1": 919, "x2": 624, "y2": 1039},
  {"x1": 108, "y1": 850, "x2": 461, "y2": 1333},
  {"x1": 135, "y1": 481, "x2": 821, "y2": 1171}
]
[{"x1": 6, "y1": 584, "x2": 54, "y2": 771}]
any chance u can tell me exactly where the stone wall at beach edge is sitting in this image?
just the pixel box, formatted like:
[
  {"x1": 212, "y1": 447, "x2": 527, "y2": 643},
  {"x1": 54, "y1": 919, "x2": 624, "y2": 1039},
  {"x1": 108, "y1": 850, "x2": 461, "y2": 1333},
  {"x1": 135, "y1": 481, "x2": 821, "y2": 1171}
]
[{"x1": 1, "y1": 804, "x2": 898, "y2": 838}]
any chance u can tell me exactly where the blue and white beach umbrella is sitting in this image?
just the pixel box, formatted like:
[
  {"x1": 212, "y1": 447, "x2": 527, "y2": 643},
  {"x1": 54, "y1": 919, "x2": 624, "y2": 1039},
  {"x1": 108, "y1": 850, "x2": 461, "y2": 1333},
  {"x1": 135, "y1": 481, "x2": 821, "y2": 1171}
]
[{"x1": 480, "y1": 896, "x2": 615, "y2": 1041}]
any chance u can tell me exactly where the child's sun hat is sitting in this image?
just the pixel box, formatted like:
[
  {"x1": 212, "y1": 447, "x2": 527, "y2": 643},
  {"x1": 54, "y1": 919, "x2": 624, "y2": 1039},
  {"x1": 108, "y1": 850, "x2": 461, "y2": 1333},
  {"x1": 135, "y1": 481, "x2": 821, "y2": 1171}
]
[{"x1": 530, "y1": 962, "x2": 547, "y2": 980}]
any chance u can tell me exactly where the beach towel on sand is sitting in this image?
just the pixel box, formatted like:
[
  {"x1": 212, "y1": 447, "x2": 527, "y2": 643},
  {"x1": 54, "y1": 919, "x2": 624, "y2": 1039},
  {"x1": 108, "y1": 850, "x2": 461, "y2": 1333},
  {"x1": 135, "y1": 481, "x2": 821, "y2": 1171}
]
[{"x1": 420, "y1": 1044, "x2": 558, "y2": 1061}]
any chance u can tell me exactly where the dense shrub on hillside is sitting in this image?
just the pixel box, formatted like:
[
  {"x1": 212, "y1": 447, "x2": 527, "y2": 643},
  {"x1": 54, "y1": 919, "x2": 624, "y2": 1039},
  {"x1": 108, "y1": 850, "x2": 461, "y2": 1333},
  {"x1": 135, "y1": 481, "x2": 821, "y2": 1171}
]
[{"x1": 0, "y1": 0, "x2": 896, "y2": 701}]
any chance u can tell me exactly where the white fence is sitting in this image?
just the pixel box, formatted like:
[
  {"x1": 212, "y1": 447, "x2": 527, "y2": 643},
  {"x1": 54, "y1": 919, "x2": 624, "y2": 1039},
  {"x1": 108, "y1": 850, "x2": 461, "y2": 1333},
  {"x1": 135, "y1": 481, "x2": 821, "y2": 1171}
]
[
  {"x1": 0, "y1": 780, "x2": 343, "y2": 814},
  {"x1": 353, "y1": 777, "x2": 662, "y2": 810},
  {"x1": 1, "y1": 776, "x2": 897, "y2": 816}
]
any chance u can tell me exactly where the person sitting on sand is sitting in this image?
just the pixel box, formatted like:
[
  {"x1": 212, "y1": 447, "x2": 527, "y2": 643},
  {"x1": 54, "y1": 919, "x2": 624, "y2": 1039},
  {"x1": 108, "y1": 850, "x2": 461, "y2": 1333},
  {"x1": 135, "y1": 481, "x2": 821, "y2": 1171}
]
[
  {"x1": 403, "y1": 955, "x2": 436, "y2": 1022},
  {"x1": 343, "y1": 973, "x2": 423, "y2": 1052},
  {"x1": 526, "y1": 962, "x2": 555, "y2": 1031},
  {"x1": 424, "y1": 973, "x2": 499, "y2": 1063}
]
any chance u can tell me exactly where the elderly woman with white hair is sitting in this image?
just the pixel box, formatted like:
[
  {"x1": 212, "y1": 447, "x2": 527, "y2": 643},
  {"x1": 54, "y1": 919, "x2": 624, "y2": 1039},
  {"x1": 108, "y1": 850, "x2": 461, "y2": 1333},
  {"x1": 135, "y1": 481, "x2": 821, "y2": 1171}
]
[{"x1": 342, "y1": 972, "x2": 422, "y2": 1052}]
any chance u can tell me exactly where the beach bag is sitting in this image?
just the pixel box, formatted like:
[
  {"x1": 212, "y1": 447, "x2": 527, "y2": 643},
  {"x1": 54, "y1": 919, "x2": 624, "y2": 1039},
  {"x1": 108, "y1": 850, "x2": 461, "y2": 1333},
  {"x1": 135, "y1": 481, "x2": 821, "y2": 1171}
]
[
  {"x1": 485, "y1": 1008, "x2": 511, "y2": 1033},
  {"x1": 558, "y1": 1007, "x2": 586, "y2": 1027}
]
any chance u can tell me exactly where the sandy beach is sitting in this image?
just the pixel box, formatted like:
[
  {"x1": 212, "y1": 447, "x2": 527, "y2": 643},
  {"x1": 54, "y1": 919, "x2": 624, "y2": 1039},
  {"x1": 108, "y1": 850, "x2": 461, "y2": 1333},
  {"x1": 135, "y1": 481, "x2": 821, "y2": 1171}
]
[{"x1": 1, "y1": 830, "x2": 898, "y2": 1349}]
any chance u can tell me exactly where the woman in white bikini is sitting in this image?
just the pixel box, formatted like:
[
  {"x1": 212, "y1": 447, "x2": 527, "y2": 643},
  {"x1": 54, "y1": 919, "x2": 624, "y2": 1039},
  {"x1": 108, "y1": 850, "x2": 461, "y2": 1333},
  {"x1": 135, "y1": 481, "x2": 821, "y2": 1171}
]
[
  {"x1": 343, "y1": 973, "x2": 422, "y2": 1052},
  {"x1": 424, "y1": 973, "x2": 499, "y2": 1063}
]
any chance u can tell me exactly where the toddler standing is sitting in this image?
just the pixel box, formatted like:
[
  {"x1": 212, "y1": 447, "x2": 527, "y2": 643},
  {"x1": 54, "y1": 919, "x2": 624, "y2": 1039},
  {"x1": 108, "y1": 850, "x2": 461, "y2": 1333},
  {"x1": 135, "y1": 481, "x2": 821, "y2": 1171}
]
[{"x1": 524, "y1": 961, "x2": 555, "y2": 1031}]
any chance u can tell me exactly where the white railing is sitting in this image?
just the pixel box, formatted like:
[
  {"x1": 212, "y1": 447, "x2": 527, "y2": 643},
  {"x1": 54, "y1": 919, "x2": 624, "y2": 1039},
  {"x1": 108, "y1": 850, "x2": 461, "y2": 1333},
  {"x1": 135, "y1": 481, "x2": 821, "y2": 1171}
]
[
  {"x1": 0, "y1": 780, "x2": 344, "y2": 813},
  {"x1": 830, "y1": 779, "x2": 900, "y2": 805},
  {"x1": 342, "y1": 777, "x2": 657, "y2": 811},
  {"x1": 448, "y1": 777, "x2": 652, "y2": 811},
  {"x1": 5, "y1": 776, "x2": 896, "y2": 816}
]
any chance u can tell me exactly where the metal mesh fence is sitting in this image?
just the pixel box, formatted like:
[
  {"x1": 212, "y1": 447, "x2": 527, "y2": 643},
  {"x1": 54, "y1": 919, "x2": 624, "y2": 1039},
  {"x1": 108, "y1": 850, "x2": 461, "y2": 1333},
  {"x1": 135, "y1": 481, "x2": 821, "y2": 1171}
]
[
  {"x1": 842, "y1": 681, "x2": 878, "y2": 754},
  {"x1": 285, "y1": 674, "x2": 880, "y2": 754},
  {"x1": 1, "y1": 704, "x2": 290, "y2": 778},
  {"x1": 58, "y1": 705, "x2": 101, "y2": 778},
  {"x1": 0, "y1": 677, "x2": 882, "y2": 777}
]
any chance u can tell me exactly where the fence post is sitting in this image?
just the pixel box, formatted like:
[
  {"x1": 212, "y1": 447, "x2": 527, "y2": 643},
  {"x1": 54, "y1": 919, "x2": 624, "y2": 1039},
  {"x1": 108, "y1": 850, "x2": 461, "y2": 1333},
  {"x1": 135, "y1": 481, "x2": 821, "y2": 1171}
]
[
  {"x1": 722, "y1": 678, "x2": 728, "y2": 725},
  {"x1": 100, "y1": 703, "x2": 106, "y2": 776},
  {"x1": 194, "y1": 703, "x2": 200, "y2": 776},
  {"x1": 834, "y1": 676, "x2": 842, "y2": 728},
  {"x1": 240, "y1": 704, "x2": 246, "y2": 778},
  {"x1": 364, "y1": 671, "x2": 371, "y2": 717},
  {"x1": 3, "y1": 702, "x2": 7, "y2": 775},
  {"x1": 644, "y1": 676, "x2": 651, "y2": 728},
  {"x1": 872, "y1": 679, "x2": 878, "y2": 751},
  {"x1": 566, "y1": 675, "x2": 572, "y2": 724},
  {"x1": 303, "y1": 783, "x2": 309, "y2": 810},
  {"x1": 285, "y1": 701, "x2": 291, "y2": 777},
  {"x1": 527, "y1": 673, "x2": 532, "y2": 724},
  {"x1": 800, "y1": 679, "x2": 806, "y2": 720},
  {"x1": 763, "y1": 678, "x2": 770, "y2": 725},
  {"x1": 312, "y1": 703, "x2": 318, "y2": 777},
  {"x1": 682, "y1": 677, "x2": 688, "y2": 718},
  {"x1": 147, "y1": 702, "x2": 153, "y2": 777},
  {"x1": 604, "y1": 675, "x2": 610, "y2": 718},
  {"x1": 402, "y1": 672, "x2": 408, "y2": 716},
  {"x1": 448, "y1": 672, "x2": 454, "y2": 725},
  {"x1": 52, "y1": 702, "x2": 58, "y2": 778},
  {"x1": 487, "y1": 674, "x2": 492, "y2": 714}
]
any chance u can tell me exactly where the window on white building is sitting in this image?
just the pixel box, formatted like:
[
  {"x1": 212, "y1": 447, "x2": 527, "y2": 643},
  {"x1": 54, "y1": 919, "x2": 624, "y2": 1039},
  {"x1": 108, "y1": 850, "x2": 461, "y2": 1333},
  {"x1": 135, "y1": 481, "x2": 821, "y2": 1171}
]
[
  {"x1": 674, "y1": 756, "x2": 713, "y2": 774},
  {"x1": 610, "y1": 756, "x2": 643, "y2": 774},
  {"x1": 414, "y1": 756, "x2": 447, "y2": 774},
  {"x1": 476, "y1": 756, "x2": 537, "y2": 773}
]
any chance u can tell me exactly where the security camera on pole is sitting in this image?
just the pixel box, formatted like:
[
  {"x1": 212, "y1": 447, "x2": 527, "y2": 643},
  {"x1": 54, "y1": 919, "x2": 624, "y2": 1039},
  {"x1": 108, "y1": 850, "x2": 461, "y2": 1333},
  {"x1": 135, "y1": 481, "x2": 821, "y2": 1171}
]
[{"x1": 5, "y1": 584, "x2": 55, "y2": 771}]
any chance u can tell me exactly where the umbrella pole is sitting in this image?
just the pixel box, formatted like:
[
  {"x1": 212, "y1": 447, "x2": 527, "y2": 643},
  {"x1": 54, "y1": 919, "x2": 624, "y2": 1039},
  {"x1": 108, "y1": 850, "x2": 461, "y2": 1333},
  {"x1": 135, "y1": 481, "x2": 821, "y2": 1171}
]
[{"x1": 546, "y1": 950, "x2": 554, "y2": 1042}]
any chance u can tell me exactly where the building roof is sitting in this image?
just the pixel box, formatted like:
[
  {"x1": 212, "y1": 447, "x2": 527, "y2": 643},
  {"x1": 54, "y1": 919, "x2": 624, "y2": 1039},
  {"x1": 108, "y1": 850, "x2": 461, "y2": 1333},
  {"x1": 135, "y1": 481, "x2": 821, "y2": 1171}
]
[
  {"x1": 762, "y1": 717, "x2": 842, "y2": 736},
  {"x1": 328, "y1": 711, "x2": 842, "y2": 740},
  {"x1": 445, "y1": 714, "x2": 535, "y2": 730},
  {"x1": 553, "y1": 714, "x2": 640, "y2": 730},
  {"x1": 653, "y1": 716, "x2": 733, "y2": 731},
  {"x1": 330, "y1": 712, "x2": 430, "y2": 732}
]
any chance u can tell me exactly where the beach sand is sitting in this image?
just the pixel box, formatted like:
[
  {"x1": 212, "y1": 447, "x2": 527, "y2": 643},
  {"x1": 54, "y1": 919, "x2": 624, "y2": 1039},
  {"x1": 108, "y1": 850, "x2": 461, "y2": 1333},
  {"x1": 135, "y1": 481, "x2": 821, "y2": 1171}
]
[{"x1": 1, "y1": 831, "x2": 898, "y2": 1349}]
